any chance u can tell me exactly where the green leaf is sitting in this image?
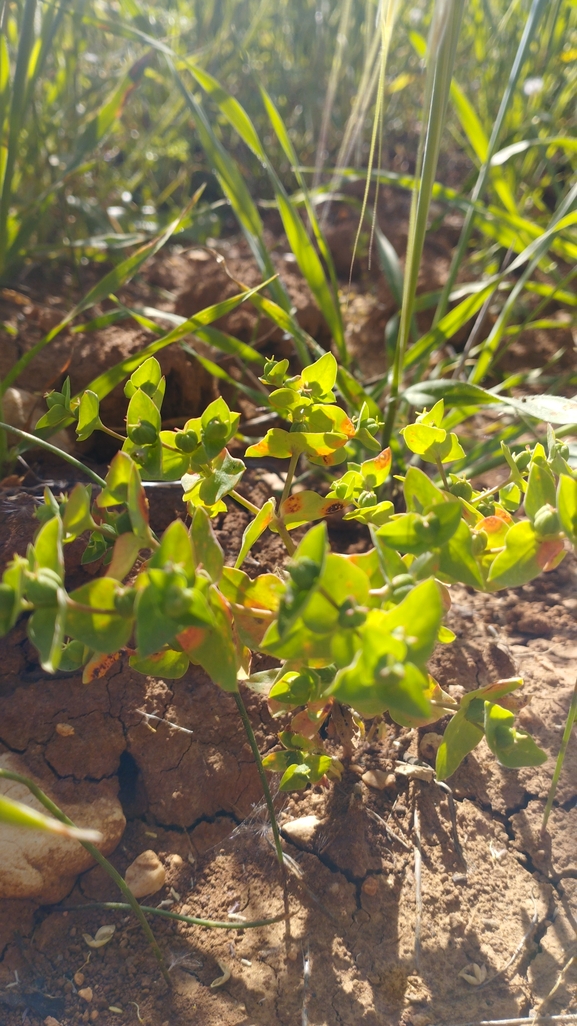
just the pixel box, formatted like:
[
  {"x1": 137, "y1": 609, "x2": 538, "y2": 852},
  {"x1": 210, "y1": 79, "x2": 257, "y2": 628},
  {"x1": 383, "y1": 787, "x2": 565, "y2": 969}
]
[
  {"x1": 524, "y1": 462, "x2": 557, "y2": 523},
  {"x1": 0, "y1": 794, "x2": 100, "y2": 842},
  {"x1": 301, "y1": 553, "x2": 370, "y2": 635},
  {"x1": 97, "y1": 451, "x2": 134, "y2": 508},
  {"x1": 360, "y1": 449, "x2": 392, "y2": 490},
  {"x1": 234, "y1": 499, "x2": 275, "y2": 569},
  {"x1": 28, "y1": 593, "x2": 67, "y2": 673},
  {"x1": 66, "y1": 578, "x2": 133, "y2": 654},
  {"x1": 375, "y1": 227, "x2": 403, "y2": 308},
  {"x1": 501, "y1": 394, "x2": 577, "y2": 425},
  {"x1": 220, "y1": 566, "x2": 283, "y2": 648},
  {"x1": 269, "y1": 670, "x2": 318, "y2": 707},
  {"x1": 403, "y1": 379, "x2": 496, "y2": 409},
  {"x1": 62, "y1": 484, "x2": 95, "y2": 542},
  {"x1": 76, "y1": 390, "x2": 102, "y2": 442},
  {"x1": 245, "y1": 427, "x2": 348, "y2": 461},
  {"x1": 403, "y1": 466, "x2": 445, "y2": 512},
  {"x1": 177, "y1": 587, "x2": 238, "y2": 692},
  {"x1": 488, "y1": 520, "x2": 565, "y2": 589},
  {"x1": 277, "y1": 491, "x2": 347, "y2": 532},
  {"x1": 277, "y1": 522, "x2": 327, "y2": 636},
  {"x1": 376, "y1": 502, "x2": 462, "y2": 555},
  {"x1": 59, "y1": 640, "x2": 86, "y2": 672},
  {"x1": 484, "y1": 702, "x2": 547, "y2": 769},
  {"x1": 436, "y1": 710, "x2": 484, "y2": 780},
  {"x1": 558, "y1": 474, "x2": 577, "y2": 545},
  {"x1": 438, "y1": 519, "x2": 485, "y2": 588},
  {"x1": 135, "y1": 585, "x2": 182, "y2": 659},
  {"x1": 261, "y1": 616, "x2": 334, "y2": 663},
  {"x1": 301, "y1": 352, "x2": 338, "y2": 399},
  {"x1": 126, "y1": 388, "x2": 161, "y2": 445},
  {"x1": 125, "y1": 356, "x2": 162, "y2": 399},
  {"x1": 191, "y1": 508, "x2": 224, "y2": 582},
  {"x1": 0, "y1": 558, "x2": 26, "y2": 634},
  {"x1": 127, "y1": 462, "x2": 153, "y2": 545},
  {"x1": 381, "y1": 578, "x2": 444, "y2": 665},
  {"x1": 158, "y1": 432, "x2": 191, "y2": 482},
  {"x1": 106, "y1": 534, "x2": 141, "y2": 582},
  {"x1": 149, "y1": 520, "x2": 196, "y2": 583},
  {"x1": 129, "y1": 647, "x2": 189, "y2": 679},
  {"x1": 33, "y1": 515, "x2": 64, "y2": 582},
  {"x1": 199, "y1": 451, "x2": 245, "y2": 506}
]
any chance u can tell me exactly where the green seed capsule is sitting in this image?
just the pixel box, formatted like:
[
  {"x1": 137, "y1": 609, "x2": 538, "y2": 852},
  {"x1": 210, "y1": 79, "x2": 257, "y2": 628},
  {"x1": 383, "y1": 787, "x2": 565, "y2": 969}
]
[
  {"x1": 391, "y1": 574, "x2": 414, "y2": 589},
  {"x1": 0, "y1": 583, "x2": 15, "y2": 613},
  {"x1": 513, "y1": 450, "x2": 532, "y2": 471},
  {"x1": 203, "y1": 417, "x2": 228, "y2": 442},
  {"x1": 114, "y1": 589, "x2": 136, "y2": 617},
  {"x1": 448, "y1": 478, "x2": 473, "y2": 500},
  {"x1": 533, "y1": 504, "x2": 561, "y2": 539},
  {"x1": 288, "y1": 557, "x2": 320, "y2": 591},
  {"x1": 175, "y1": 429, "x2": 199, "y2": 453},
  {"x1": 129, "y1": 421, "x2": 158, "y2": 446},
  {"x1": 26, "y1": 569, "x2": 61, "y2": 606},
  {"x1": 471, "y1": 530, "x2": 488, "y2": 555},
  {"x1": 338, "y1": 599, "x2": 366, "y2": 629}
]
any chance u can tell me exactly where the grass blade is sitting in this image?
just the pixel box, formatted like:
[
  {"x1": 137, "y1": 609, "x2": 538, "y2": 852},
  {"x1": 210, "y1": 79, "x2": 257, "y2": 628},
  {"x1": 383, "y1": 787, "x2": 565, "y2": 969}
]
[
  {"x1": 383, "y1": 0, "x2": 466, "y2": 445},
  {"x1": 1, "y1": 202, "x2": 198, "y2": 393},
  {"x1": 434, "y1": 0, "x2": 550, "y2": 325}
]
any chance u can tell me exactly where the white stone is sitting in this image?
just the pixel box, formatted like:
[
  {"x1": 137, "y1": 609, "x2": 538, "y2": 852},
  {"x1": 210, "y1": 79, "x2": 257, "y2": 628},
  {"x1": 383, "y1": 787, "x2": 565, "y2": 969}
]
[
  {"x1": 0, "y1": 754, "x2": 125, "y2": 904},
  {"x1": 124, "y1": 850, "x2": 166, "y2": 898},
  {"x1": 282, "y1": 815, "x2": 324, "y2": 846},
  {"x1": 361, "y1": 769, "x2": 395, "y2": 790}
]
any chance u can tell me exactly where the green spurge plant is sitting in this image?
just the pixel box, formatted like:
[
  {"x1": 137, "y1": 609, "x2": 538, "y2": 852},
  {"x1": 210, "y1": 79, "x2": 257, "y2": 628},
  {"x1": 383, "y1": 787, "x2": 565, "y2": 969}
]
[{"x1": 0, "y1": 353, "x2": 575, "y2": 808}]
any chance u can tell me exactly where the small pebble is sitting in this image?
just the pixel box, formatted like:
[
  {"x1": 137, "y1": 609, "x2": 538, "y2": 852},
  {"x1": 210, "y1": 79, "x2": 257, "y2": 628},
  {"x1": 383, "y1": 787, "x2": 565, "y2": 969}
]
[
  {"x1": 78, "y1": 988, "x2": 93, "y2": 1003},
  {"x1": 125, "y1": 850, "x2": 166, "y2": 898},
  {"x1": 55, "y1": 722, "x2": 75, "y2": 737},
  {"x1": 361, "y1": 769, "x2": 395, "y2": 790},
  {"x1": 73, "y1": 973, "x2": 85, "y2": 987},
  {"x1": 361, "y1": 877, "x2": 379, "y2": 896},
  {"x1": 43, "y1": 1017, "x2": 61, "y2": 1026}
]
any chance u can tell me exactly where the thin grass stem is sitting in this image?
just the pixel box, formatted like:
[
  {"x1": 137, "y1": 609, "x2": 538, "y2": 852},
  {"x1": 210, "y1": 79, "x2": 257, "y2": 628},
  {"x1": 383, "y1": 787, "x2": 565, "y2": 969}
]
[
  {"x1": 62, "y1": 901, "x2": 286, "y2": 931},
  {"x1": 233, "y1": 689, "x2": 284, "y2": 869},
  {"x1": 0, "y1": 423, "x2": 106, "y2": 488},
  {"x1": 541, "y1": 677, "x2": 577, "y2": 835},
  {"x1": 0, "y1": 769, "x2": 170, "y2": 984}
]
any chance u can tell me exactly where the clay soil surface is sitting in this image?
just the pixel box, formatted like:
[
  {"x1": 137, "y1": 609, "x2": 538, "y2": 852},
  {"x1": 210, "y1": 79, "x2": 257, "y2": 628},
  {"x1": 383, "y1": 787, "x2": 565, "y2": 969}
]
[{"x1": 0, "y1": 205, "x2": 576, "y2": 1026}]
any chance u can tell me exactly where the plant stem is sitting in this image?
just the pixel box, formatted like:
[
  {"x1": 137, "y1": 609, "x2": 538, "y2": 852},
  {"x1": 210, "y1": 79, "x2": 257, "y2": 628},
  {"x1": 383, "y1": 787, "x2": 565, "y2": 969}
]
[
  {"x1": 63, "y1": 901, "x2": 287, "y2": 930},
  {"x1": 436, "y1": 457, "x2": 449, "y2": 489},
  {"x1": 471, "y1": 474, "x2": 513, "y2": 505},
  {"x1": 275, "y1": 519, "x2": 296, "y2": 556},
  {"x1": 232, "y1": 689, "x2": 284, "y2": 869},
  {"x1": 280, "y1": 451, "x2": 299, "y2": 507},
  {"x1": 100, "y1": 425, "x2": 127, "y2": 443},
  {"x1": 0, "y1": 423, "x2": 106, "y2": 488},
  {"x1": 230, "y1": 489, "x2": 261, "y2": 516},
  {"x1": 541, "y1": 677, "x2": 577, "y2": 835},
  {"x1": 0, "y1": 769, "x2": 170, "y2": 985}
]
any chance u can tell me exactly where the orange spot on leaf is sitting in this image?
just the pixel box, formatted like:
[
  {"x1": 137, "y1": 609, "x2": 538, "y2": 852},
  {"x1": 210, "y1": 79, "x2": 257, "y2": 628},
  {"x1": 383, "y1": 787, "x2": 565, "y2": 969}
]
[
  {"x1": 320, "y1": 501, "x2": 345, "y2": 516},
  {"x1": 283, "y1": 495, "x2": 303, "y2": 514},
  {"x1": 177, "y1": 626, "x2": 207, "y2": 653},
  {"x1": 374, "y1": 448, "x2": 392, "y2": 470},
  {"x1": 537, "y1": 538, "x2": 565, "y2": 572},
  {"x1": 479, "y1": 516, "x2": 507, "y2": 535},
  {"x1": 82, "y1": 650, "x2": 122, "y2": 683}
]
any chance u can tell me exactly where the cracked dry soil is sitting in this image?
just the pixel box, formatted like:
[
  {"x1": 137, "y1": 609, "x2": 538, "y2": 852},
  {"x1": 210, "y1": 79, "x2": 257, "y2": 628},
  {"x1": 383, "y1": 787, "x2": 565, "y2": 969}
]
[{"x1": 0, "y1": 494, "x2": 576, "y2": 1026}]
